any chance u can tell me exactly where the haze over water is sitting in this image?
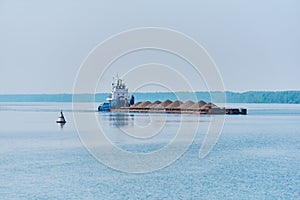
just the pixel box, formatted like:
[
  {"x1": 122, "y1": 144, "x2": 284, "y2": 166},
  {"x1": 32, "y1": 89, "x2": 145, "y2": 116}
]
[{"x1": 0, "y1": 102, "x2": 299, "y2": 199}]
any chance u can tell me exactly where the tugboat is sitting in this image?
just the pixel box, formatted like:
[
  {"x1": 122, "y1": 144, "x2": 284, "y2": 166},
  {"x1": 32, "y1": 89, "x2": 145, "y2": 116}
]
[
  {"x1": 56, "y1": 110, "x2": 66, "y2": 123},
  {"x1": 98, "y1": 75, "x2": 134, "y2": 111}
]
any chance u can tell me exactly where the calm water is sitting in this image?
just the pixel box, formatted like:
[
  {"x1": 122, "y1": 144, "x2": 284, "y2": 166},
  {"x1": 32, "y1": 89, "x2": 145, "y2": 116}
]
[{"x1": 0, "y1": 103, "x2": 300, "y2": 199}]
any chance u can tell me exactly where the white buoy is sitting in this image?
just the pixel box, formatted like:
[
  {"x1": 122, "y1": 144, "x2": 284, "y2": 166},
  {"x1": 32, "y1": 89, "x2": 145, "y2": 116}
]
[{"x1": 56, "y1": 110, "x2": 66, "y2": 123}]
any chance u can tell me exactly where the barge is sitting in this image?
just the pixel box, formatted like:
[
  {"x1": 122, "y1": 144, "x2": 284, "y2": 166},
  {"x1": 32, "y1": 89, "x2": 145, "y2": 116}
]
[{"x1": 98, "y1": 76, "x2": 247, "y2": 115}]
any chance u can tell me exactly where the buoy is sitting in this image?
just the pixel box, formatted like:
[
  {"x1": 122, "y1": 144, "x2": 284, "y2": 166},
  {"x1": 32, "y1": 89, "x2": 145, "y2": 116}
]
[{"x1": 56, "y1": 110, "x2": 66, "y2": 123}]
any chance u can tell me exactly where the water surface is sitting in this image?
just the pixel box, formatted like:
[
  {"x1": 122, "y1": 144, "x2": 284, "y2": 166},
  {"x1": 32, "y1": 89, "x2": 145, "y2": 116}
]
[{"x1": 0, "y1": 103, "x2": 299, "y2": 199}]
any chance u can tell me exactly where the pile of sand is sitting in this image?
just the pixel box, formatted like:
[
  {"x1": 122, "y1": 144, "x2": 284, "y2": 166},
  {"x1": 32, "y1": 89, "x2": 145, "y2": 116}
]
[
  {"x1": 136, "y1": 101, "x2": 152, "y2": 108},
  {"x1": 146, "y1": 100, "x2": 162, "y2": 108},
  {"x1": 159, "y1": 100, "x2": 173, "y2": 108},
  {"x1": 130, "y1": 102, "x2": 142, "y2": 108},
  {"x1": 190, "y1": 100, "x2": 207, "y2": 110},
  {"x1": 200, "y1": 102, "x2": 218, "y2": 110},
  {"x1": 166, "y1": 100, "x2": 183, "y2": 109},
  {"x1": 180, "y1": 100, "x2": 195, "y2": 109}
]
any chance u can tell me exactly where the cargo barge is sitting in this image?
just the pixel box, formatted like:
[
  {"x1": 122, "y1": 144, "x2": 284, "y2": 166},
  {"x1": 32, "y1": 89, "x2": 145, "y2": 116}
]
[{"x1": 98, "y1": 76, "x2": 247, "y2": 115}]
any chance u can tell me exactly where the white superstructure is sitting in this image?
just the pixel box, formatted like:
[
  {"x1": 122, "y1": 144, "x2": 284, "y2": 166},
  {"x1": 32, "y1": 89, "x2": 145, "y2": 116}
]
[{"x1": 107, "y1": 75, "x2": 130, "y2": 108}]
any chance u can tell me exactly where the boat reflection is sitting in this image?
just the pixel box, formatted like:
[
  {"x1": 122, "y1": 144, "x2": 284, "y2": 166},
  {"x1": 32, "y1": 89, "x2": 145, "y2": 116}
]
[
  {"x1": 57, "y1": 122, "x2": 65, "y2": 129},
  {"x1": 109, "y1": 113, "x2": 134, "y2": 127}
]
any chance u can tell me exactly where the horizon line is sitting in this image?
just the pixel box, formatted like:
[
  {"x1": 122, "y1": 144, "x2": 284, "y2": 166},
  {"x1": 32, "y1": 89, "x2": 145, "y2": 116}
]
[{"x1": 0, "y1": 90, "x2": 300, "y2": 95}]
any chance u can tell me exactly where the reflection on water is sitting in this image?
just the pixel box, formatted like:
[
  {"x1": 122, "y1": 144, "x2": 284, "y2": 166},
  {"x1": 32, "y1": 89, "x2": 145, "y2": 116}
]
[
  {"x1": 57, "y1": 122, "x2": 66, "y2": 129},
  {"x1": 97, "y1": 112, "x2": 203, "y2": 148},
  {"x1": 109, "y1": 113, "x2": 134, "y2": 127}
]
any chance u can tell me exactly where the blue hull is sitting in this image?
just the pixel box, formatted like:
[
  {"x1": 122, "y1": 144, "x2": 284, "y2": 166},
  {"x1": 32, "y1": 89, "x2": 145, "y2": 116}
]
[{"x1": 98, "y1": 103, "x2": 111, "y2": 112}]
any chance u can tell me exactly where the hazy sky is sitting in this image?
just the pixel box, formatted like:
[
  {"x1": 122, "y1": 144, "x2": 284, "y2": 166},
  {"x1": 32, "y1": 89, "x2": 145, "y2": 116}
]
[{"x1": 0, "y1": 0, "x2": 299, "y2": 94}]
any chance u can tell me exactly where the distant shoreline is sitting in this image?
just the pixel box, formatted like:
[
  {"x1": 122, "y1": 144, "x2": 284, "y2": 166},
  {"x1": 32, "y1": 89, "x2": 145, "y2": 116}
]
[{"x1": 0, "y1": 91, "x2": 299, "y2": 104}]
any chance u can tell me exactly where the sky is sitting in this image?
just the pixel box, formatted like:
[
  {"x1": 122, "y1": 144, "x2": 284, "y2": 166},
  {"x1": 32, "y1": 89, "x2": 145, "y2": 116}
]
[{"x1": 0, "y1": 0, "x2": 299, "y2": 94}]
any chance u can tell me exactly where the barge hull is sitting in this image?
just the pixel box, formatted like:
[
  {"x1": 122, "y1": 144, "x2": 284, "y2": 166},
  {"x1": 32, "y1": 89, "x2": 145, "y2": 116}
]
[{"x1": 110, "y1": 107, "x2": 247, "y2": 115}]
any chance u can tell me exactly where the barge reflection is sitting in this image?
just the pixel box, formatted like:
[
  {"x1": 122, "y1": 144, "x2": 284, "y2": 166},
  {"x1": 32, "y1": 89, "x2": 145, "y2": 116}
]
[{"x1": 109, "y1": 113, "x2": 134, "y2": 127}]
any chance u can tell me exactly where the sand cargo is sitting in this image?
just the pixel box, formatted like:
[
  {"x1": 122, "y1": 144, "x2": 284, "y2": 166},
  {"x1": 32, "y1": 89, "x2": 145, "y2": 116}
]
[{"x1": 112, "y1": 100, "x2": 247, "y2": 115}]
